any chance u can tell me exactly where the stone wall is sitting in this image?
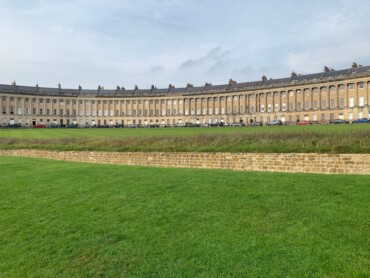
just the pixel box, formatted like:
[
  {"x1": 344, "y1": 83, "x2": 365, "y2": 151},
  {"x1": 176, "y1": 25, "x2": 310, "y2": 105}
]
[{"x1": 1, "y1": 150, "x2": 369, "y2": 175}]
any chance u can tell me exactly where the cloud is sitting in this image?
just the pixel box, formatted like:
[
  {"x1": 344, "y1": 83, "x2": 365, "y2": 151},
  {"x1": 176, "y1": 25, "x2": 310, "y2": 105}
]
[{"x1": 0, "y1": 0, "x2": 370, "y2": 89}]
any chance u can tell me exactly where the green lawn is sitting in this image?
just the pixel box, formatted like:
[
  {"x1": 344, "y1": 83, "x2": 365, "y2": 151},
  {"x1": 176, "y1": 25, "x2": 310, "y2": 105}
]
[
  {"x1": 0, "y1": 124, "x2": 369, "y2": 153},
  {"x1": 0, "y1": 157, "x2": 369, "y2": 277}
]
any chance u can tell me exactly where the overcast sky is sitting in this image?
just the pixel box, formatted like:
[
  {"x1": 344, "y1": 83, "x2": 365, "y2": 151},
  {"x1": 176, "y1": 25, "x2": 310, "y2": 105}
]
[{"x1": 1, "y1": 0, "x2": 370, "y2": 90}]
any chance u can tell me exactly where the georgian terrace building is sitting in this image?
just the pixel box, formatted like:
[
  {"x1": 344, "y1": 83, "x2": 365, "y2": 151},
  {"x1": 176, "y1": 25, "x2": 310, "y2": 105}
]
[{"x1": 1, "y1": 63, "x2": 370, "y2": 127}]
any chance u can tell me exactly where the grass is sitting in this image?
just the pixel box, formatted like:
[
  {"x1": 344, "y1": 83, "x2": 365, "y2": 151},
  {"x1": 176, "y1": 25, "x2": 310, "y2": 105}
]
[
  {"x1": 0, "y1": 157, "x2": 369, "y2": 277},
  {"x1": 0, "y1": 124, "x2": 369, "y2": 153}
]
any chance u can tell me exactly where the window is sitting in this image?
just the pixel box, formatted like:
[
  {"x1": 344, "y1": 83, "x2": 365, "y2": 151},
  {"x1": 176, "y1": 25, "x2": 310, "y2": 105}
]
[
  {"x1": 289, "y1": 102, "x2": 293, "y2": 110},
  {"x1": 321, "y1": 100, "x2": 327, "y2": 109},
  {"x1": 305, "y1": 101, "x2": 310, "y2": 110},
  {"x1": 314, "y1": 100, "x2": 318, "y2": 109},
  {"x1": 329, "y1": 86, "x2": 335, "y2": 92},
  {"x1": 339, "y1": 98, "x2": 344, "y2": 108},
  {"x1": 358, "y1": 82, "x2": 364, "y2": 89},
  {"x1": 348, "y1": 83, "x2": 354, "y2": 90},
  {"x1": 330, "y1": 99, "x2": 335, "y2": 109},
  {"x1": 297, "y1": 102, "x2": 301, "y2": 111},
  {"x1": 349, "y1": 98, "x2": 354, "y2": 108},
  {"x1": 321, "y1": 87, "x2": 327, "y2": 92},
  {"x1": 359, "y1": 97, "x2": 364, "y2": 106}
]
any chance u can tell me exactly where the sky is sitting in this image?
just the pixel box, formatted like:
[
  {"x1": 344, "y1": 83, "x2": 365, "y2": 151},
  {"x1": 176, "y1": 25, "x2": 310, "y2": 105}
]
[{"x1": 1, "y1": 0, "x2": 370, "y2": 90}]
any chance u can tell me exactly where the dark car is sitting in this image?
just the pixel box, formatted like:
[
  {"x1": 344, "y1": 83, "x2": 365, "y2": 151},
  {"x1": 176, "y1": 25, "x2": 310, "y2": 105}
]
[
  {"x1": 66, "y1": 124, "x2": 78, "y2": 128},
  {"x1": 330, "y1": 119, "x2": 349, "y2": 124},
  {"x1": 7, "y1": 123, "x2": 22, "y2": 128},
  {"x1": 186, "y1": 123, "x2": 200, "y2": 127},
  {"x1": 210, "y1": 122, "x2": 221, "y2": 127},
  {"x1": 352, "y1": 118, "x2": 369, "y2": 124},
  {"x1": 112, "y1": 124, "x2": 124, "y2": 128},
  {"x1": 48, "y1": 123, "x2": 60, "y2": 128}
]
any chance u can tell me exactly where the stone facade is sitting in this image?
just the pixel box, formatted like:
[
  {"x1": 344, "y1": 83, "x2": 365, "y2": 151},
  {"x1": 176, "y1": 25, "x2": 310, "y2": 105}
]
[
  {"x1": 1, "y1": 64, "x2": 370, "y2": 127},
  {"x1": 1, "y1": 150, "x2": 369, "y2": 175}
]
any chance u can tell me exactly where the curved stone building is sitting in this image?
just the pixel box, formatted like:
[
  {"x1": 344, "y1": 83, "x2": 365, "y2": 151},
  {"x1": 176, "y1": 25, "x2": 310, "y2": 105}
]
[{"x1": 1, "y1": 63, "x2": 369, "y2": 127}]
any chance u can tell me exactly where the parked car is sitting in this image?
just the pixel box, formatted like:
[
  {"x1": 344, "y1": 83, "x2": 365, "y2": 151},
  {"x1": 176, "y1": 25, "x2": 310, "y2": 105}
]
[
  {"x1": 147, "y1": 123, "x2": 159, "y2": 128},
  {"x1": 330, "y1": 119, "x2": 349, "y2": 124},
  {"x1": 48, "y1": 123, "x2": 60, "y2": 128},
  {"x1": 250, "y1": 121, "x2": 263, "y2": 126},
  {"x1": 298, "y1": 120, "x2": 312, "y2": 125},
  {"x1": 161, "y1": 124, "x2": 171, "y2": 128},
  {"x1": 186, "y1": 123, "x2": 200, "y2": 127},
  {"x1": 112, "y1": 124, "x2": 124, "y2": 128},
  {"x1": 66, "y1": 124, "x2": 78, "y2": 128},
  {"x1": 352, "y1": 118, "x2": 369, "y2": 124},
  {"x1": 210, "y1": 122, "x2": 221, "y2": 127},
  {"x1": 266, "y1": 120, "x2": 283, "y2": 126},
  {"x1": 83, "y1": 124, "x2": 92, "y2": 128},
  {"x1": 231, "y1": 122, "x2": 243, "y2": 127},
  {"x1": 175, "y1": 123, "x2": 186, "y2": 127},
  {"x1": 6, "y1": 123, "x2": 22, "y2": 128},
  {"x1": 33, "y1": 124, "x2": 46, "y2": 128}
]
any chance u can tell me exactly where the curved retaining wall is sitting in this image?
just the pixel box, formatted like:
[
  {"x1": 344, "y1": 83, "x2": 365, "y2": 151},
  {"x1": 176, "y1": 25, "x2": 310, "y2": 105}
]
[{"x1": 0, "y1": 150, "x2": 369, "y2": 175}]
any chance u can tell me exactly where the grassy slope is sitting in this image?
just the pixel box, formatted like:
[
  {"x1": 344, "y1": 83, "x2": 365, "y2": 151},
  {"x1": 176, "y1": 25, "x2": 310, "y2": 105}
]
[
  {"x1": 0, "y1": 157, "x2": 369, "y2": 277},
  {"x1": 0, "y1": 124, "x2": 369, "y2": 153}
]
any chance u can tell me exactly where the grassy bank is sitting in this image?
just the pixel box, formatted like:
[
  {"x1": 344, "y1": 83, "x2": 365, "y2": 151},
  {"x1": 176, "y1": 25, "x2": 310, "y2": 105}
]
[
  {"x1": 0, "y1": 157, "x2": 369, "y2": 277},
  {"x1": 0, "y1": 124, "x2": 369, "y2": 153}
]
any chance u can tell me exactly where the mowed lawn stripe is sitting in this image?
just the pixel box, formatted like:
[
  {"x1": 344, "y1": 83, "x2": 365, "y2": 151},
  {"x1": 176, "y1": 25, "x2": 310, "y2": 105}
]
[
  {"x1": 0, "y1": 124, "x2": 369, "y2": 153},
  {"x1": 0, "y1": 157, "x2": 369, "y2": 277}
]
